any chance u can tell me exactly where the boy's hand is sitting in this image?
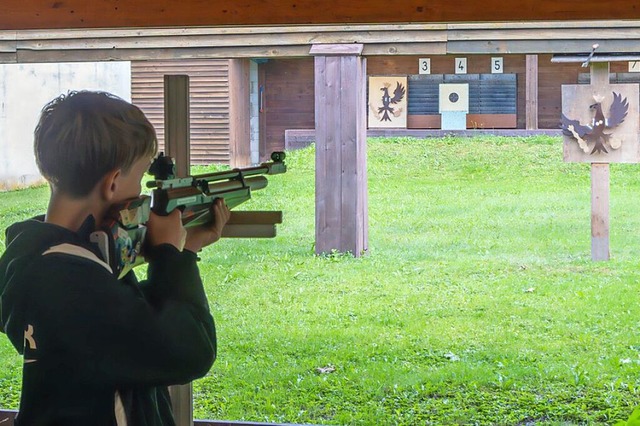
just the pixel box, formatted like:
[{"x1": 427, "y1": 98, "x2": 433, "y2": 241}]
[
  {"x1": 184, "y1": 198, "x2": 231, "y2": 253},
  {"x1": 146, "y1": 209, "x2": 187, "y2": 251}
]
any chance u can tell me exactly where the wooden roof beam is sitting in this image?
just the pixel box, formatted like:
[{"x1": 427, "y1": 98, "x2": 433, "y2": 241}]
[{"x1": 2, "y1": 0, "x2": 640, "y2": 30}]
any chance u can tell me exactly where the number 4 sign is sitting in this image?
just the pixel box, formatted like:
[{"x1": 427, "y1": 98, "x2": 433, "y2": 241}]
[
  {"x1": 629, "y1": 61, "x2": 640, "y2": 72},
  {"x1": 455, "y1": 58, "x2": 467, "y2": 74}
]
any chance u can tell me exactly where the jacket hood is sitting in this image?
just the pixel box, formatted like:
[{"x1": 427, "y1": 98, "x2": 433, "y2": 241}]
[{"x1": 0, "y1": 216, "x2": 96, "y2": 337}]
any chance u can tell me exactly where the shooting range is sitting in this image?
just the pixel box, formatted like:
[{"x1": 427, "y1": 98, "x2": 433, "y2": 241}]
[{"x1": 3, "y1": 1, "x2": 640, "y2": 425}]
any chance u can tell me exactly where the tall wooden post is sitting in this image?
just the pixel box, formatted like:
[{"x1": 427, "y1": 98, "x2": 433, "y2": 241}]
[
  {"x1": 164, "y1": 75, "x2": 191, "y2": 177},
  {"x1": 525, "y1": 54, "x2": 539, "y2": 130},
  {"x1": 228, "y1": 59, "x2": 252, "y2": 167},
  {"x1": 310, "y1": 44, "x2": 368, "y2": 257},
  {"x1": 589, "y1": 62, "x2": 610, "y2": 261},
  {"x1": 163, "y1": 74, "x2": 193, "y2": 426}
]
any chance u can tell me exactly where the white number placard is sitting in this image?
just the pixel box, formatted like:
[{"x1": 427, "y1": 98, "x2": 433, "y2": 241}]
[
  {"x1": 455, "y1": 58, "x2": 467, "y2": 74},
  {"x1": 491, "y1": 57, "x2": 504, "y2": 74},
  {"x1": 419, "y1": 58, "x2": 431, "y2": 74},
  {"x1": 629, "y1": 61, "x2": 640, "y2": 73}
]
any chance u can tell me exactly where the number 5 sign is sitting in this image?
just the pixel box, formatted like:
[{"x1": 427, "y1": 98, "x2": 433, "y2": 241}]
[{"x1": 491, "y1": 57, "x2": 504, "y2": 74}]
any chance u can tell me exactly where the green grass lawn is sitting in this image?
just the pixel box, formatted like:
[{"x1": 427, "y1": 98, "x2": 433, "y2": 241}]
[{"x1": 2, "y1": 136, "x2": 640, "y2": 425}]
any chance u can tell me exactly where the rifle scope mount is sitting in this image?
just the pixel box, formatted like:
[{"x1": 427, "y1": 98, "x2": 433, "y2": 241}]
[{"x1": 148, "y1": 152, "x2": 175, "y2": 181}]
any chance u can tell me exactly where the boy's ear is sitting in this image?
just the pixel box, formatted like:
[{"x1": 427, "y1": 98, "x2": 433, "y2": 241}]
[{"x1": 100, "y1": 169, "x2": 121, "y2": 202}]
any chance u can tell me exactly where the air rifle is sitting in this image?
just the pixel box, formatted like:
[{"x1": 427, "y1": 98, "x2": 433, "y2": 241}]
[{"x1": 90, "y1": 151, "x2": 287, "y2": 278}]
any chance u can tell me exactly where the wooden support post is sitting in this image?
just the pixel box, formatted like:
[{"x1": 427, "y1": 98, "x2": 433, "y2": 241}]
[
  {"x1": 163, "y1": 74, "x2": 193, "y2": 426},
  {"x1": 0, "y1": 409, "x2": 16, "y2": 425},
  {"x1": 228, "y1": 59, "x2": 252, "y2": 167},
  {"x1": 164, "y1": 74, "x2": 191, "y2": 178},
  {"x1": 310, "y1": 43, "x2": 368, "y2": 257},
  {"x1": 591, "y1": 163, "x2": 609, "y2": 261},
  {"x1": 168, "y1": 385, "x2": 193, "y2": 426},
  {"x1": 589, "y1": 62, "x2": 610, "y2": 261},
  {"x1": 525, "y1": 54, "x2": 539, "y2": 130}
]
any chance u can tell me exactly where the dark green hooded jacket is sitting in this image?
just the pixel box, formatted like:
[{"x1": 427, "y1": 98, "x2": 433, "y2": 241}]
[{"x1": 0, "y1": 216, "x2": 216, "y2": 426}]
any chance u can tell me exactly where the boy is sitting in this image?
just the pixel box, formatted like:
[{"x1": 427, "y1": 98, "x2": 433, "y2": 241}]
[{"x1": 0, "y1": 91, "x2": 230, "y2": 425}]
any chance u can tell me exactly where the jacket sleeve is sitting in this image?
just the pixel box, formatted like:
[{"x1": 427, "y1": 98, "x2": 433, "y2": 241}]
[{"x1": 24, "y1": 244, "x2": 216, "y2": 388}]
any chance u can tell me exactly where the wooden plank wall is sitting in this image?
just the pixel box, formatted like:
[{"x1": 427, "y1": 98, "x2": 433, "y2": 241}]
[
  {"x1": 6, "y1": 22, "x2": 640, "y2": 64},
  {"x1": 131, "y1": 59, "x2": 231, "y2": 164}
]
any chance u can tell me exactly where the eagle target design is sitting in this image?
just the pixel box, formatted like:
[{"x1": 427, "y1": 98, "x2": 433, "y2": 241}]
[
  {"x1": 368, "y1": 76, "x2": 408, "y2": 129},
  {"x1": 561, "y1": 92, "x2": 629, "y2": 155},
  {"x1": 376, "y1": 82, "x2": 406, "y2": 122}
]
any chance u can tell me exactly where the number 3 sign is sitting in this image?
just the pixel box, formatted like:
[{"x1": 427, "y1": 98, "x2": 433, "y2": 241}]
[{"x1": 419, "y1": 58, "x2": 431, "y2": 75}]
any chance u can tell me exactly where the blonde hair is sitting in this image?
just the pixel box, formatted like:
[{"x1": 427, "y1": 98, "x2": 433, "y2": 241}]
[{"x1": 34, "y1": 91, "x2": 157, "y2": 197}]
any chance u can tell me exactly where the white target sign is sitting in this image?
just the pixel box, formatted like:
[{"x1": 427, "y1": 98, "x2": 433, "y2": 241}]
[{"x1": 439, "y1": 84, "x2": 469, "y2": 113}]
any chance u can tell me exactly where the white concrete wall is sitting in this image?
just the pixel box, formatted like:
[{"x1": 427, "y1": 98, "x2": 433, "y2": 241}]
[{"x1": 0, "y1": 62, "x2": 131, "y2": 190}]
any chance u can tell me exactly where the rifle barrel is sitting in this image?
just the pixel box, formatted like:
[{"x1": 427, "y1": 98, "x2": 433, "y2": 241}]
[
  {"x1": 196, "y1": 164, "x2": 280, "y2": 182},
  {"x1": 206, "y1": 176, "x2": 267, "y2": 194}
]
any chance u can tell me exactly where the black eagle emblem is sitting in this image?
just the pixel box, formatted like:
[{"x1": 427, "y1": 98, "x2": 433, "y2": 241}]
[
  {"x1": 561, "y1": 92, "x2": 629, "y2": 154},
  {"x1": 377, "y1": 82, "x2": 406, "y2": 122}
]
